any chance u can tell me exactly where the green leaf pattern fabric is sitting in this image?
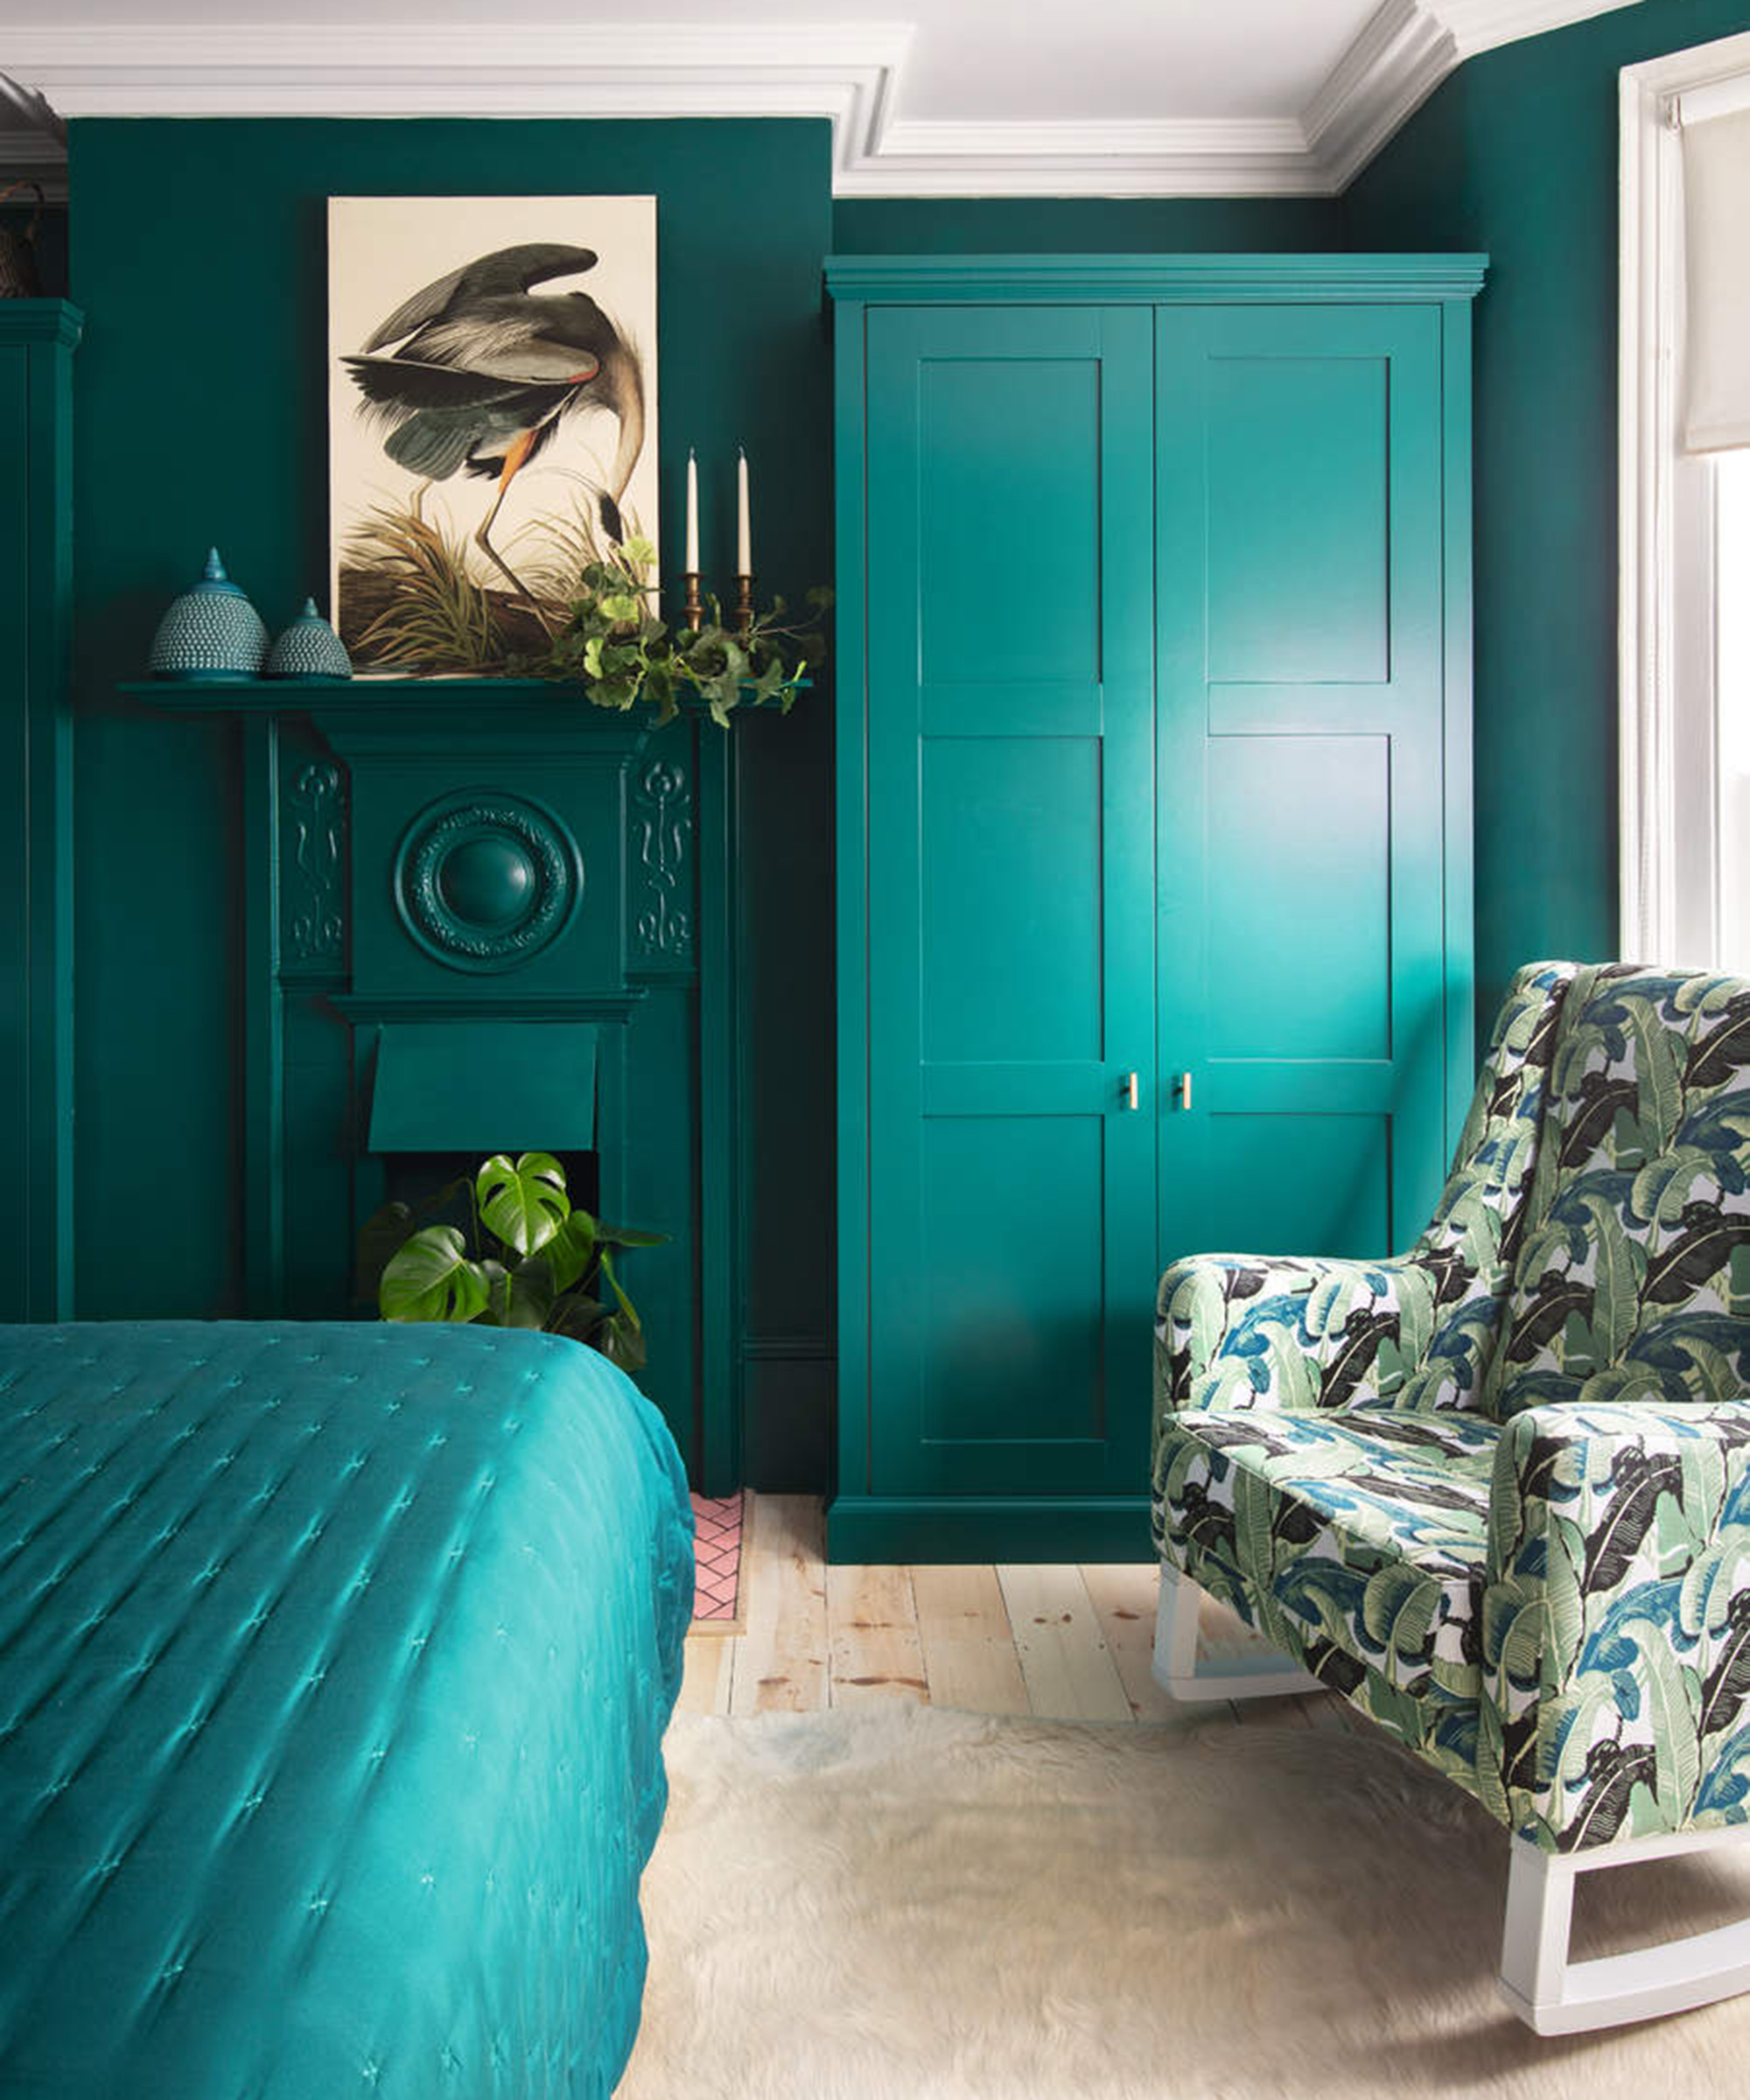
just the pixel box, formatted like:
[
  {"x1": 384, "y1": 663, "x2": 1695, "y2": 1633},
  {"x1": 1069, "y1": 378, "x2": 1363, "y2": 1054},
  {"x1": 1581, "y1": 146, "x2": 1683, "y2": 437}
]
[
  {"x1": 1154, "y1": 962, "x2": 1575, "y2": 1428},
  {"x1": 1156, "y1": 1405, "x2": 1497, "y2": 1698},
  {"x1": 1485, "y1": 964, "x2": 1750, "y2": 1419},
  {"x1": 1480, "y1": 1401, "x2": 1750, "y2": 1850},
  {"x1": 1151, "y1": 960, "x2": 1750, "y2": 1856}
]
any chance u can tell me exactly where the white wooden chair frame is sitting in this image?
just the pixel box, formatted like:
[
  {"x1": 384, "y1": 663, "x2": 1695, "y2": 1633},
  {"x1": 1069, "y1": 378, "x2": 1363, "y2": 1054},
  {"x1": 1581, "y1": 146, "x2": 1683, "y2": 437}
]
[{"x1": 1153, "y1": 1564, "x2": 1750, "y2": 2033}]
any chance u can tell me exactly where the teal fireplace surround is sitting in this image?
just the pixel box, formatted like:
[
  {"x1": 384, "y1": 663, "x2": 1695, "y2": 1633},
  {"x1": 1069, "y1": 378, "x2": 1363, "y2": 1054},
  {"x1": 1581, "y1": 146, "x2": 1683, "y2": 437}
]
[{"x1": 128, "y1": 673, "x2": 735, "y2": 1486}]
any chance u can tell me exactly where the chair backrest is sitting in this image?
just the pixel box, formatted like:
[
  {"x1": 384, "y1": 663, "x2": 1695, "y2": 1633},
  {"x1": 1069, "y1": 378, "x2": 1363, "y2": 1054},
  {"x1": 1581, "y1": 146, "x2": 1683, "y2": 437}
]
[
  {"x1": 1394, "y1": 960, "x2": 1575, "y2": 1410},
  {"x1": 1482, "y1": 962, "x2": 1750, "y2": 1420}
]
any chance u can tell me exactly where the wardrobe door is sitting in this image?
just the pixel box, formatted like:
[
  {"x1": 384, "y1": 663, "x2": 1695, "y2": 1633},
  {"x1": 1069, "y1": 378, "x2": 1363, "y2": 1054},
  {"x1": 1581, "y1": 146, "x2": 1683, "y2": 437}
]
[
  {"x1": 1155, "y1": 304, "x2": 1452, "y2": 1267},
  {"x1": 860, "y1": 304, "x2": 1156, "y2": 1503}
]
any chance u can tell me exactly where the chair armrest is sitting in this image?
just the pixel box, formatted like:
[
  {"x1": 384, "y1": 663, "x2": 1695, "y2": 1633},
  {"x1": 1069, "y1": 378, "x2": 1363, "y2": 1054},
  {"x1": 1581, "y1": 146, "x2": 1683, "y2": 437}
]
[
  {"x1": 1154, "y1": 1250, "x2": 1442, "y2": 1422},
  {"x1": 1480, "y1": 1401, "x2": 1750, "y2": 1852}
]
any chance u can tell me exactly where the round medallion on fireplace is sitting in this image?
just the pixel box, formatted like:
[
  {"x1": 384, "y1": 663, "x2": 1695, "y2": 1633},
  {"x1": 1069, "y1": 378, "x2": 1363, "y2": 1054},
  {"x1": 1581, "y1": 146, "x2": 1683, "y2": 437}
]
[{"x1": 393, "y1": 792, "x2": 583, "y2": 972}]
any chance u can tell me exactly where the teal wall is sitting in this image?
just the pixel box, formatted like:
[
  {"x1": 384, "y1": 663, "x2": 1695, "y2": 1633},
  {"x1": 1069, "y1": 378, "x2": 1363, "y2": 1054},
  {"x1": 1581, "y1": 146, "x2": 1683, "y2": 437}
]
[
  {"x1": 1345, "y1": 0, "x2": 1750, "y2": 1021},
  {"x1": 66, "y1": 117, "x2": 836, "y2": 1475},
  {"x1": 832, "y1": 197, "x2": 1340, "y2": 252}
]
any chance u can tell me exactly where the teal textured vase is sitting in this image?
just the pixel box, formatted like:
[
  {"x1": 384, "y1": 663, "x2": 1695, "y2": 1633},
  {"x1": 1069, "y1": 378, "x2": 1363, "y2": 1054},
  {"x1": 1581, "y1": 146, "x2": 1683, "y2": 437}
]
[
  {"x1": 148, "y1": 548, "x2": 268, "y2": 682},
  {"x1": 265, "y1": 596, "x2": 353, "y2": 682}
]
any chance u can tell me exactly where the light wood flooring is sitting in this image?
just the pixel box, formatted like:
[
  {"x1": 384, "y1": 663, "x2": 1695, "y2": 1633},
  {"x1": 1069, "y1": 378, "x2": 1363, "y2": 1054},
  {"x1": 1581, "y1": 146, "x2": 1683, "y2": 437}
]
[{"x1": 677, "y1": 1494, "x2": 1361, "y2": 1735}]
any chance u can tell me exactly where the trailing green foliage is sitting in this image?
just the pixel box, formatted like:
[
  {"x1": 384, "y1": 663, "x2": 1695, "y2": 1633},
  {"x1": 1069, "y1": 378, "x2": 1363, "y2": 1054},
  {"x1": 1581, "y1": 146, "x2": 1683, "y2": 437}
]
[
  {"x1": 360, "y1": 1152, "x2": 666, "y2": 1373},
  {"x1": 514, "y1": 535, "x2": 830, "y2": 727}
]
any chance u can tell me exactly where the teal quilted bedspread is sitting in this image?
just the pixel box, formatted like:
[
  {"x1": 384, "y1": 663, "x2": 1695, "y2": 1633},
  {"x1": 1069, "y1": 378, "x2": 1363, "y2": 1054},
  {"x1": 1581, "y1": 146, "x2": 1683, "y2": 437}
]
[{"x1": 0, "y1": 1322, "x2": 692, "y2": 2097}]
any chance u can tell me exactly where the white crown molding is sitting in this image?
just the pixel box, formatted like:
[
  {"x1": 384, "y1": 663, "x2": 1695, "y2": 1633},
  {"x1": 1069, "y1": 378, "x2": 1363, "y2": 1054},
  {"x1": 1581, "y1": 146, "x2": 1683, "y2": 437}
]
[
  {"x1": 2, "y1": 4, "x2": 1642, "y2": 200},
  {"x1": 0, "y1": 130, "x2": 67, "y2": 202}
]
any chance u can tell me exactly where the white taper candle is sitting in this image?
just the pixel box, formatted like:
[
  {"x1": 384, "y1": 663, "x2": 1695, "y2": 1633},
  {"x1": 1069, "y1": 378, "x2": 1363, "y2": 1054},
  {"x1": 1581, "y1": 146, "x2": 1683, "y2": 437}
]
[
  {"x1": 685, "y1": 450, "x2": 699, "y2": 573},
  {"x1": 737, "y1": 449, "x2": 752, "y2": 576}
]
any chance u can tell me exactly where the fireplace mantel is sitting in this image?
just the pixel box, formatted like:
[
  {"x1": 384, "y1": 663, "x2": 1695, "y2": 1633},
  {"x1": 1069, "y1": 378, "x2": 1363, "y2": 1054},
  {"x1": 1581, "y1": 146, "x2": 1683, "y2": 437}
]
[{"x1": 122, "y1": 672, "x2": 738, "y2": 1489}]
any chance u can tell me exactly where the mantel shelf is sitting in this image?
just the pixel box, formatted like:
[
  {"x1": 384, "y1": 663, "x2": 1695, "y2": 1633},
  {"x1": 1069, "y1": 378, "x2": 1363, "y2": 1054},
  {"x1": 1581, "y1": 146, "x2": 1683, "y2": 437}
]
[{"x1": 120, "y1": 676, "x2": 809, "y2": 722}]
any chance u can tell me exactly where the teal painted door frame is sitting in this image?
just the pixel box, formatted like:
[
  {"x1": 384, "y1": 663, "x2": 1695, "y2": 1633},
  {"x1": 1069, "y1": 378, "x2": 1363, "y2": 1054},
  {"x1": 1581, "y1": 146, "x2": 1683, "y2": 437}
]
[
  {"x1": 827, "y1": 256, "x2": 1485, "y2": 1565},
  {"x1": 0, "y1": 303, "x2": 81, "y2": 1322}
]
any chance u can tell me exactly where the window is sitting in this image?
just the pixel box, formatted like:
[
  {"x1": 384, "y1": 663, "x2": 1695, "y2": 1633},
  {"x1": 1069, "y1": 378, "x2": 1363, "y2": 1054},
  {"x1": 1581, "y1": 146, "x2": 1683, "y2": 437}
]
[
  {"x1": 1718, "y1": 452, "x2": 1750, "y2": 968},
  {"x1": 1620, "y1": 33, "x2": 1750, "y2": 969}
]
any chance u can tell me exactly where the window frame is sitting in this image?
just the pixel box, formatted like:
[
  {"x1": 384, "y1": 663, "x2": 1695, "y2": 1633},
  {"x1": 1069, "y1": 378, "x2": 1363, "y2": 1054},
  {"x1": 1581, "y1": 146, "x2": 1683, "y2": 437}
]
[{"x1": 1620, "y1": 32, "x2": 1750, "y2": 966}]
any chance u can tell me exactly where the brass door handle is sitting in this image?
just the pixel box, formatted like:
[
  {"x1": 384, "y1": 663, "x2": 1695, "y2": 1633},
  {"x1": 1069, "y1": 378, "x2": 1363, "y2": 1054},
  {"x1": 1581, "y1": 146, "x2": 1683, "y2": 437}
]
[
  {"x1": 1174, "y1": 1071, "x2": 1193, "y2": 1111},
  {"x1": 1121, "y1": 1071, "x2": 1139, "y2": 1110}
]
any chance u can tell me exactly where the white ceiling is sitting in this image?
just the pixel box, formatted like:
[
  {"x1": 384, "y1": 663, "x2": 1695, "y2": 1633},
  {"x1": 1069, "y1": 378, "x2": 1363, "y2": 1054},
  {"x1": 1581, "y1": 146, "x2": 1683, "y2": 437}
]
[{"x1": 0, "y1": 1, "x2": 1642, "y2": 198}]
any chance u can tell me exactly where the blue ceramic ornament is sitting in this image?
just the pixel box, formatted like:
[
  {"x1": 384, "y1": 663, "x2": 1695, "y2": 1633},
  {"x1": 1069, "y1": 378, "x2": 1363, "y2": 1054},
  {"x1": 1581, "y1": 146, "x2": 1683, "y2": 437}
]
[
  {"x1": 265, "y1": 597, "x2": 353, "y2": 682},
  {"x1": 148, "y1": 548, "x2": 269, "y2": 681}
]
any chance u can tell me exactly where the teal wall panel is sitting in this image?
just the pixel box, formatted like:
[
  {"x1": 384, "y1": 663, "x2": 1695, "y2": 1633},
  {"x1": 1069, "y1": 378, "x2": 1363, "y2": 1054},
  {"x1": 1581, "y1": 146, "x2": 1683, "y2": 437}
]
[
  {"x1": 1344, "y1": 0, "x2": 1750, "y2": 1022},
  {"x1": 832, "y1": 198, "x2": 1342, "y2": 253}
]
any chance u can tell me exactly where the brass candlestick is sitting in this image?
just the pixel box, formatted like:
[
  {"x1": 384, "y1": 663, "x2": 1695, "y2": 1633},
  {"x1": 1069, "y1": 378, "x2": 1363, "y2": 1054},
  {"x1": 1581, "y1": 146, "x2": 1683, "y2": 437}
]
[
  {"x1": 681, "y1": 570, "x2": 703, "y2": 634},
  {"x1": 734, "y1": 572, "x2": 754, "y2": 638}
]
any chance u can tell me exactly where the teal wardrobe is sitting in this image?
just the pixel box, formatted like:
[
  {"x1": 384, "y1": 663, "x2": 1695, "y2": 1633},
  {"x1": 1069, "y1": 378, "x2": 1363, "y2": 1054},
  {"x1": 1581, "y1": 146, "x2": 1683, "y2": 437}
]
[{"x1": 826, "y1": 256, "x2": 1486, "y2": 1563}]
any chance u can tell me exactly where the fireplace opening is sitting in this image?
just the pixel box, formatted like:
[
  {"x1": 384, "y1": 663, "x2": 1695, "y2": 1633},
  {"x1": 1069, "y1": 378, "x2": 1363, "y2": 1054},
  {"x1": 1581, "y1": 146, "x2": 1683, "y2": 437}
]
[{"x1": 382, "y1": 1149, "x2": 602, "y2": 1228}]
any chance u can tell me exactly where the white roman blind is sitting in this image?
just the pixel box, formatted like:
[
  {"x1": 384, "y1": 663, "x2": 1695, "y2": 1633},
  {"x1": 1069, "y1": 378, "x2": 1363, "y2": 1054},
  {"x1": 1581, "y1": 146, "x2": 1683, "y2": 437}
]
[{"x1": 1684, "y1": 100, "x2": 1750, "y2": 452}]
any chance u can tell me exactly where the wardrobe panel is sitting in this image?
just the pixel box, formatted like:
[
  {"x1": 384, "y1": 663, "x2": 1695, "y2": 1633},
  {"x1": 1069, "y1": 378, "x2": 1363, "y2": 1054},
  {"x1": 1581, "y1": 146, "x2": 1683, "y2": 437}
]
[
  {"x1": 1198, "y1": 1113, "x2": 1391, "y2": 1257},
  {"x1": 1206, "y1": 354, "x2": 1390, "y2": 686},
  {"x1": 921, "y1": 734, "x2": 1102, "y2": 1065},
  {"x1": 919, "y1": 1113, "x2": 1106, "y2": 1449},
  {"x1": 858, "y1": 301, "x2": 1157, "y2": 1514},
  {"x1": 920, "y1": 356, "x2": 1102, "y2": 686},
  {"x1": 1158, "y1": 303, "x2": 1450, "y2": 1276},
  {"x1": 1205, "y1": 732, "x2": 1390, "y2": 1063}
]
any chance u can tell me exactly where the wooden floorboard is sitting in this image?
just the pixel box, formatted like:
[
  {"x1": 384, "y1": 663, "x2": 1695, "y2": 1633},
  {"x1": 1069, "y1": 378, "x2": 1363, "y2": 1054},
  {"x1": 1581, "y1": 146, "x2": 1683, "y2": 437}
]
[
  {"x1": 995, "y1": 1563, "x2": 1132, "y2": 1722},
  {"x1": 727, "y1": 1493, "x2": 830, "y2": 1717},
  {"x1": 1078, "y1": 1562, "x2": 1182, "y2": 1723},
  {"x1": 910, "y1": 1564, "x2": 1031, "y2": 1717},
  {"x1": 825, "y1": 1563, "x2": 928, "y2": 1706}
]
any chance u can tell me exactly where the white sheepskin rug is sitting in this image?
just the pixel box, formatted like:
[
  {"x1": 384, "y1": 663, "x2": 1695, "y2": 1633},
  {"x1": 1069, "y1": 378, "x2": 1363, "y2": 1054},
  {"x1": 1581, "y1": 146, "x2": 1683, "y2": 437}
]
[{"x1": 620, "y1": 1702, "x2": 1750, "y2": 2098}]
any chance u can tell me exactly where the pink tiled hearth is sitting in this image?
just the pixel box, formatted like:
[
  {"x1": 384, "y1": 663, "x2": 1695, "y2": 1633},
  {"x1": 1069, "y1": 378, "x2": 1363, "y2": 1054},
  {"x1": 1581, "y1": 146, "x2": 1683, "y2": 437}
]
[{"x1": 689, "y1": 1491, "x2": 750, "y2": 1632}]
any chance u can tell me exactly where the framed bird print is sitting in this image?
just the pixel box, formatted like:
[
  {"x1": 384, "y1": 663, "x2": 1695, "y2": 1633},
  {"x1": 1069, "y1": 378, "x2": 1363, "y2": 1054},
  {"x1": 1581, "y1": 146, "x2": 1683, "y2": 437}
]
[{"x1": 327, "y1": 194, "x2": 658, "y2": 675}]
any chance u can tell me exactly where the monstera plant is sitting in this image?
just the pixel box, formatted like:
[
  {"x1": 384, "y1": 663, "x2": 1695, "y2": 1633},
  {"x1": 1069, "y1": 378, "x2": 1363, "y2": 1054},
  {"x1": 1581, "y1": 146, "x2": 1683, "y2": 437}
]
[{"x1": 359, "y1": 1152, "x2": 665, "y2": 1372}]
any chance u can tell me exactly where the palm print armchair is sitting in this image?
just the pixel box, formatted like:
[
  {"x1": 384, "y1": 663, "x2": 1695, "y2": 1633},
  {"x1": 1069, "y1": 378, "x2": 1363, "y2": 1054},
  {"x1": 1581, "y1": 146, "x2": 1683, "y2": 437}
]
[{"x1": 1152, "y1": 962, "x2": 1750, "y2": 2033}]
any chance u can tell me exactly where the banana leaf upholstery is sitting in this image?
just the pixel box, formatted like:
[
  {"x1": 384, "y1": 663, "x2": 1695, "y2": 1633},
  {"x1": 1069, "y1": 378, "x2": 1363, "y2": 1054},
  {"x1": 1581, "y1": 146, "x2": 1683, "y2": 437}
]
[
  {"x1": 1153, "y1": 962, "x2": 1750, "y2": 1855},
  {"x1": 1156, "y1": 961, "x2": 1577, "y2": 1420}
]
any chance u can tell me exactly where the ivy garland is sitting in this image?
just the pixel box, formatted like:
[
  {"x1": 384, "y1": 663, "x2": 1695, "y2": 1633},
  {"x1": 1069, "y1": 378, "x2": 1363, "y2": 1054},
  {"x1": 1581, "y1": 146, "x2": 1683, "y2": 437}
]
[{"x1": 516, "y1": 536, "x2": 830, "y2": 726}]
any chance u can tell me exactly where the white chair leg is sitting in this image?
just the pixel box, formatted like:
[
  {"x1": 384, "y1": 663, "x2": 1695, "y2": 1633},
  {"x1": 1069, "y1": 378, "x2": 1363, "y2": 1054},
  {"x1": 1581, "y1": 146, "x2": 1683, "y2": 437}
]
[
  {"x1": 1150, "y1": 1564, "x2": 1324, "y2": 1701},
  {"x1": 1499, "y1": 1825, "x2": 1750, "y2": 2034}
]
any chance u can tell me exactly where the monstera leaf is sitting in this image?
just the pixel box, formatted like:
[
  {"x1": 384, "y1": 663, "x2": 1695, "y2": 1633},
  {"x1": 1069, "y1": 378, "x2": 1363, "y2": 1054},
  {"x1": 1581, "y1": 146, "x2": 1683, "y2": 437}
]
[
  {"x1": 380, "y1": 1224, "x2": 492, "y2": 1324},
  {"x1": 475, "y1": 1152, "x2": 569, "y2": 1256},
  {"x1": 542, "y1": 1211, "x2": 597, "y2": 1293}
]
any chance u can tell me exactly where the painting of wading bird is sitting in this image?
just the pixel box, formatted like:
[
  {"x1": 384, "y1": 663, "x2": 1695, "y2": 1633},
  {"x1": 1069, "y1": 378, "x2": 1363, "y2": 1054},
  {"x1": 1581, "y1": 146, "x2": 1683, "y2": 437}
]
[{"x1": 328, "y1": 196, "x2": 658, "y2": 675}]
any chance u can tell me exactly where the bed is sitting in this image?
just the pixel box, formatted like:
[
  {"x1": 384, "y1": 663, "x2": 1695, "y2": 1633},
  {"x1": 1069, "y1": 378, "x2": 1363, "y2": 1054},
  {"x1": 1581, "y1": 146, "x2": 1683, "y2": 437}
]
[{"x1": 0, "y1": 1320, "x2": 692, "y2": 2098}]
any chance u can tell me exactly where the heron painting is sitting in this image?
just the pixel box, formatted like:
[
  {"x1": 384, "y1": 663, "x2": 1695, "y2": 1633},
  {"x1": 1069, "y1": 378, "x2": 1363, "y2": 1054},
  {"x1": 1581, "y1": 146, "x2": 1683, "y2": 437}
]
[{"x1": 328, "y1": 195, "x2": 658, "y2": 675}]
